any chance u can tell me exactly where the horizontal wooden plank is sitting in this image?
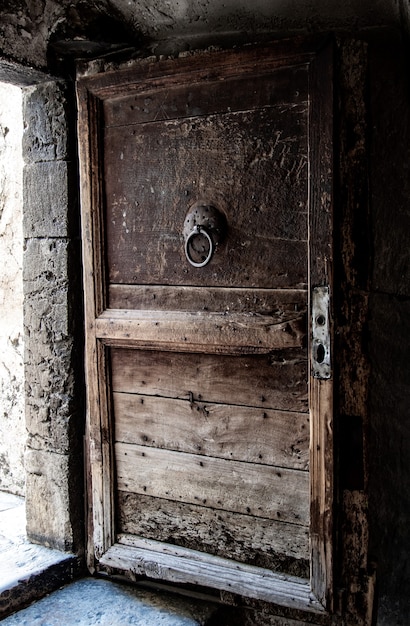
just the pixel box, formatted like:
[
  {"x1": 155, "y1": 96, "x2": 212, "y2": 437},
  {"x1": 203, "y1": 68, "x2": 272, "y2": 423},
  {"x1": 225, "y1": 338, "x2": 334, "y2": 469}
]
[
  {"x1": 117, "y1": 492, "x2": 310, "y2": 574},
  {"x1": 114, "y1": 393, "x2": 309, "y2": 470},
  {"x1": 115, "y1": 443, "x2": 309, "y2": 525},
  {"x1": 96, "y1": 308, "x2": 306, "y2": 352},
  {"x1": 110, "y1": 348, "x2": 308, "y2": 412},
  {"x1": 104, "y1": 66, "x2": 308, "y2": 127},
  {"x1": 104, "y1": 107, "x2": 308, "y2": 289},
  {"x1": 78, "y1": 38, "x2": 319, "y2": 92},
  {"x1": 108, "y1": 285, "x2": 307, "y2": 313},
  {"x1": 99, "y1": 540, "x2": 324, "y2": 613}
]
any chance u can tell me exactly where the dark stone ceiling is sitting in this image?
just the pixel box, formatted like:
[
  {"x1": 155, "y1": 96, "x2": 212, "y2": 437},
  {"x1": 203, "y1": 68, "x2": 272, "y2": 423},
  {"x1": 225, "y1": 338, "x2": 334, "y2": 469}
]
[{"x1": 0, "y1": 0, "x2": 402, "y2": 71}]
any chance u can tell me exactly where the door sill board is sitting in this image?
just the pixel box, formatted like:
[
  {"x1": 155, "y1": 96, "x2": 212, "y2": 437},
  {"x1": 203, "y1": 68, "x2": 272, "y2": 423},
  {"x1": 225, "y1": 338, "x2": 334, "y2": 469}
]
[{"x1": 98, "y1": 538, "x2": 324, "y2": 614}]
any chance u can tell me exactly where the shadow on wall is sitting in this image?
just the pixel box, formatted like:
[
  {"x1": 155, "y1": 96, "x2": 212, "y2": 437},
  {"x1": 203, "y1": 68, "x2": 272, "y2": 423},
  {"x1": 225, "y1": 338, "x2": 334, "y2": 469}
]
[{"x1": 368, "y1": 31, "x2": 410, "y2": 625}]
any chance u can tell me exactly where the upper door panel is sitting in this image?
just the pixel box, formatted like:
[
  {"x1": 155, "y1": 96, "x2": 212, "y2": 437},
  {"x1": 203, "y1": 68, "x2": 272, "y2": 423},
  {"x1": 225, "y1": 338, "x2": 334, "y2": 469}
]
[{"x1": 103, "y1": 67, "x2": 308, "y2": 290}]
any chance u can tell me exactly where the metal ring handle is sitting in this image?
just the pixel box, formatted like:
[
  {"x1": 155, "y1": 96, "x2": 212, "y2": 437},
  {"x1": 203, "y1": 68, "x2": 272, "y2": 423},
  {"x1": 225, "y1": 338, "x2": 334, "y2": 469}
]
[{"x1": 184, "y1": 224, "x2": 214, "y2": 268}]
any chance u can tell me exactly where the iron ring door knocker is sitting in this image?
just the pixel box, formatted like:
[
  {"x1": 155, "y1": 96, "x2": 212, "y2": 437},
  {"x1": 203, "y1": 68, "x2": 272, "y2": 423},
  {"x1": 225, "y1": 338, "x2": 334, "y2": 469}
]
[
  {"x1": 183, "y1": 203, "x2": 227, "y2": 268},
  {"x1": 184, "y1": 224, "x2": 214, "y2": 268}
]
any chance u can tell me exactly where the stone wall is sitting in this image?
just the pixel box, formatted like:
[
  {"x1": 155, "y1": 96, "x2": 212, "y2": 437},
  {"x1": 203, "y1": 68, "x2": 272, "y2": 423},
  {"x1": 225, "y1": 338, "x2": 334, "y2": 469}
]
[
  {"x1": 22, "y1": 78, "x2": 84, "y2": 553},
  {"x1": 0, "y1": 82, "x2": 25, "y2": 496}
]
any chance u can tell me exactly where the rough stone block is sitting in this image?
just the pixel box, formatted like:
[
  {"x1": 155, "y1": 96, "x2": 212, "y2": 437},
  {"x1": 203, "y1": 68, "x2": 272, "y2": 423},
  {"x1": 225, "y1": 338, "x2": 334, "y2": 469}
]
[
  {"x1": 23, "y1": 237, "x2": 70, "y2": 338},
  {"x1": 22, "y1": 81, "x2": 68, "y2": 163},
  {"x1": 25, "y1": 447, "x2": 75, "y2": 551},
  {"x1": 23, "y1": 237, "x2": 69, "y2": 291},
  {"x1": 23, "y1": 237, "x2": 83, "y2": 454},
  {"x1": 0, "y1": 59, "x2": 52, "y2": 87},
  {"x1": 24, "y1": 345, "x2": 77, "y2": 455},
  {"x1": 23, "y1": 162, "x2": 69, "y2": 237},
  {"x1": 0, "y1": 554, "x2": 82, "y2": 621}
]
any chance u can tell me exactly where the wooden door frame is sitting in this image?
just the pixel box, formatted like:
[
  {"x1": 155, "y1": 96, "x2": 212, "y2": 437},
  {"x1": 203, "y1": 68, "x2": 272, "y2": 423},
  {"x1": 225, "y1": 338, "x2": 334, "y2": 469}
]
[{"x1": 76, "y1": 37, "x2": 334, "y2": 616}]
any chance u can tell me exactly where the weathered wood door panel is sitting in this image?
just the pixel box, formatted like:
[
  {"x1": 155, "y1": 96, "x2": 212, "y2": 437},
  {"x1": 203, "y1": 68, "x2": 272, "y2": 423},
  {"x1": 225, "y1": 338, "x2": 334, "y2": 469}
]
[
  {"x1": 103, "y1": 102, "x2": 308, "y2": 289},
  {"x1": 77, "y1": 39, "x2": 334, "y2": 615},
  {"x1": 111, "y1": 346, "x2": 310, "y2": 575}
]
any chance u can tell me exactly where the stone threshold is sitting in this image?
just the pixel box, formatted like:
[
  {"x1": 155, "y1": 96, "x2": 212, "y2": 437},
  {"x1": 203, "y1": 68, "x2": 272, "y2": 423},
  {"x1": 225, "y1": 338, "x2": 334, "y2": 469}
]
[
  {"x1": 0, "y1": 577, "x2": 222, "y2": 625},
  {"x1": 0, "y1": 492, "x2": 221, "y2": 624},
  {"x1": 0, "y1": 492, "x2": 82, "y2": 619}
]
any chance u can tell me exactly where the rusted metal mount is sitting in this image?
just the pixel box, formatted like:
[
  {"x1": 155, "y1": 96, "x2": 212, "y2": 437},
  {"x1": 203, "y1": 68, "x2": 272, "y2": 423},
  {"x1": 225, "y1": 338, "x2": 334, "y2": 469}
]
[
  {"x1": 312, "y1": 285, "x2": 331, "y2": 379},
  {"x1": 183, "y1": 202, "x2": 227, "y2": 268}
]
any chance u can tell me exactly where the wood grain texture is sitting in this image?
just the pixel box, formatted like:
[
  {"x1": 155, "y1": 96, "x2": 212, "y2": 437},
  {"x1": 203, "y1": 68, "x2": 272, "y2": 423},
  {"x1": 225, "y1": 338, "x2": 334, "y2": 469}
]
[
  {"x1": 76, "y1": 87, "x2": 115, "y2": 567},
  {"x1": 77, "y1": 37, "x2": 321, "y2": 89},
  {"x1": 96, "y1": 308, "x2": 306, "y2": 352},
  {"x1": 103, "y1": 66, "x2": 308, "y2": 127},
  {"x1": 110, "y1": 347, "x2": 308, "y2": 413},
  {"x1": 117, "y1": 492, "x2": 310, "y2": 574},
  {"x1": 310, "y1": 377, "x2": 334, "y2": 608},
  {"x1": 115, "y1": 442, "x2": 309, "y2": 525},
  {"x1": 103, "y1": 105, "x2": 308, "y2": 288},
  {"x1": 108, "y1": 285, "x2": 307, "y2": 313},
  {"x1": 308, "y1": 41, "x2": 335, "y2": 610},
  {"x1": 337, "y1": 39, "x2": 373, "y2": 624},
  {"x1": 114, "y1": 392, "x2": 309, "y2": 470},
  {"x1": 308, "y1": 45, "x2": 334, "y2": 289},
  {"x1": 99, "y1": 540, "x2": 324, "y2": 613}
]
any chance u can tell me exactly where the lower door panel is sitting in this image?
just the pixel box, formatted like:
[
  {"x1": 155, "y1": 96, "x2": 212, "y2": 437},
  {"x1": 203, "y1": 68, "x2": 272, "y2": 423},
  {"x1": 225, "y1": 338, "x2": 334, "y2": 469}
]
[{"x1": 110, "y1": 346, "x2": 310, "y2": 578}]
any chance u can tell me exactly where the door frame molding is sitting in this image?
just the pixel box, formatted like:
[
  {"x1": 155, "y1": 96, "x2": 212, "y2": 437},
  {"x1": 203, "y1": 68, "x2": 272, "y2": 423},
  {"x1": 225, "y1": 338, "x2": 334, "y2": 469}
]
[{"x1": 76, "y1": 37, "x2": 334, "y2": 615}]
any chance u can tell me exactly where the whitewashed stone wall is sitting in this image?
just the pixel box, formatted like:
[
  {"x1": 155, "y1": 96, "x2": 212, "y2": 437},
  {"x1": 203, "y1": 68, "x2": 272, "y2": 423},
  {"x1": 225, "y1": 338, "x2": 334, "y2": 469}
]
[{"x1": 0, "y1": 82, "x2": 25, "y2": 496}]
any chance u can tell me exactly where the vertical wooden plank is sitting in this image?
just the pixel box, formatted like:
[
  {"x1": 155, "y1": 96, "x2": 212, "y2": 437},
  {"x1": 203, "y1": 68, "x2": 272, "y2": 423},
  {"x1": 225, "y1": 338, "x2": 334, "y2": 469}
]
[
  {"x1": 310, "y1": 377, "x2": 334, "y2": 608},
  {"x1": 338, "y1": 39, "x2": 373, "y2": 625},
  {"x1": 308, "y1": 40, "x2": 335, "y2": 609},
  {"x1": 76, "y1": 85, "x2": 114, "y2": 568}
]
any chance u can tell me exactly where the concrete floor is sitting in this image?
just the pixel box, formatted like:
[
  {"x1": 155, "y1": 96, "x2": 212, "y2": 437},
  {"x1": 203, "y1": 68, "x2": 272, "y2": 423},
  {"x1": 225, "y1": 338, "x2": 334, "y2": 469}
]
[{"x1": 0, "y1": 492, "x2": 220, "y2": 625}]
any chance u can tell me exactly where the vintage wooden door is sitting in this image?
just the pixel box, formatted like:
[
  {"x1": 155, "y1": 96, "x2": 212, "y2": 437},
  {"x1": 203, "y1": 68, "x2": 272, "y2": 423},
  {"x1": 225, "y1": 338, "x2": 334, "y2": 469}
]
[{"x1": 77, "y1": 39, "x2": 334, "y2": 615}]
